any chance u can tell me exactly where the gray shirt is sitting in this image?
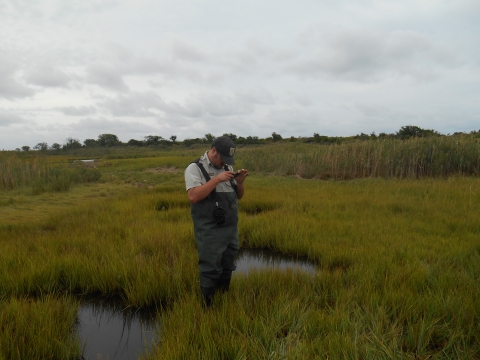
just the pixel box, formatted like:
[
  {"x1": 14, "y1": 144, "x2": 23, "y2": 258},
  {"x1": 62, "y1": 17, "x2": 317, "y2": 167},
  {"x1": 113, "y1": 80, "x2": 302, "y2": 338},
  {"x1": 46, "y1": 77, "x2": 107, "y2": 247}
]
[{"x1": 185, "y1": 150, "x2": 236, "y2": 193}]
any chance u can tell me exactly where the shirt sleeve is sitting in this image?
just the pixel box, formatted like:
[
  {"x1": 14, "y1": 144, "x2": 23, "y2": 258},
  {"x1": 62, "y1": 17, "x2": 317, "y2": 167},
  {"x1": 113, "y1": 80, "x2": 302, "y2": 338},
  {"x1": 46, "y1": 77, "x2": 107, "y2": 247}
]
[{"x1": 184, "y1": 163, "x2": 205, "y2": 191}]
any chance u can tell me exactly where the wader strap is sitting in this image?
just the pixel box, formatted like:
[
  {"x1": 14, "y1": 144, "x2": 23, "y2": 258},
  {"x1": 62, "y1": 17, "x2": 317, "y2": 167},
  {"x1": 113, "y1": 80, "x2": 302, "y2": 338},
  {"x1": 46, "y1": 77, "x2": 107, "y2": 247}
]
[
  {"x1": 224, "y1": 165, "x2": 238, "y2": 195},
  {"x1": 192, "y1": 159, "x2": 238, "y2": 198},
  {"x1": 192, "y1": 159, "x2": 218, "y2": 200}
]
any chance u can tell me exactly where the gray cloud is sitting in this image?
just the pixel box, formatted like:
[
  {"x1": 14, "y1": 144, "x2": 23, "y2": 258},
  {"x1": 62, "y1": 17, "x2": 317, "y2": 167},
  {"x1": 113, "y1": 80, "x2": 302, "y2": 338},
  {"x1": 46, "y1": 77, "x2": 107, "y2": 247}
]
[
  {"x1": 99, "y1": 91, "x2": 163, "y2": 117},
  {"x1": 0, "y1": 54, "x2": 35, "y2": 99},
  {"x1": 170, "y1": 38, "x2": 208, "y2": 63},
  {"x1": 82, "y1": 43, "x2": 206, "y2": 88},
  {"x1": 98, "y1": 89, "x2": 273, "y2": 119},
  {"x1": 264, "y1": 108, "x2": 321, "y2": 134},
  {"x1": 201, "y1": 95, "x2": 255, "y2": 117},
  {"x1": 24, "y1": 65, "x2": 71, "y2": 87},
  {"x1": 86, "y1": 64, "x2": 129, "y2": 92},
  {"x1": 0, "y1": 76, "x2": 34, "y2": 99},
  {"x1": 290, "y1": 28, "x2": 462, "y2": 82},
  {"x1": 245, "y1": 38, "x2": 296, "y2": 62},
  {"x1": 286, "y1": 91, "x2": 313, "y2": 107},
  {"x1": 56, "y1": 106, "x2": 97, "y2": 116},
  {"x1": 160, "y1": 98, "x2": 205, "y2": 118},
  {"x1": 0, "y1": 111, "x2": 27, "y2": 126},
  {"x1": 1, "y1": 0, "x2": 479, "y2": 150},
  {"x1": 235, "y1": 88, "x2": 275, "y2": 106},
  {"x1": 99, "y1": 91, "x2": 204, "y2": 118},
  {"x1": 194, "y1": 89, "x2": 276, "y2": 117}
]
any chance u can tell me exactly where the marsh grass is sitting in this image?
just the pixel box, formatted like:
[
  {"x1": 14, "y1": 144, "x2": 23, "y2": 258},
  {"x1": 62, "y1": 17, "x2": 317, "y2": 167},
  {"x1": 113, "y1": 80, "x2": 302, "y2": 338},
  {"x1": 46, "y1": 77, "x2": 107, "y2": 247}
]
[
  {"x1": 0, "y1": 149, "x2": 479, "y2": 358},
  {"x1": 0, "y1": 152, "x2": 49, "y2": 190},
  {"x1": 238, "y1": 136, "x2": 480, "y2": 179},
  {"x1": 0, "y1": 152, "x2": 101, "y2": 193},
  {"x1": 0, "y1": 295, "x2": 81, "y2": 360}
]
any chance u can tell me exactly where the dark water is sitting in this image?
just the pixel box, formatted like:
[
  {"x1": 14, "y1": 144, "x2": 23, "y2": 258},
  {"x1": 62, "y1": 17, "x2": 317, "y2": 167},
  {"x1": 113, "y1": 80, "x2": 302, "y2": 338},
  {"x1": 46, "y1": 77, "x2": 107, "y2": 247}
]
[
  {"x1": 75, "y1": 249, "x2": 314, "y2": 359},
  {"x1": 235, "y1": 247, "x2": 316, "y2": 274},
  {"x1": 76, "y1": 295, "x2": 157, "y2": 360}
]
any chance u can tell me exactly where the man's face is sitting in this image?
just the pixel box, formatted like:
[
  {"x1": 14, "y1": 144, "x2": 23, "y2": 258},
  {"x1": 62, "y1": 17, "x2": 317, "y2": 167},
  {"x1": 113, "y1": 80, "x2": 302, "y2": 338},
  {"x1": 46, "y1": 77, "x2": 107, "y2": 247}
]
[{"x1": 210, "y1": 148, "x2": 226, "y2": 169}]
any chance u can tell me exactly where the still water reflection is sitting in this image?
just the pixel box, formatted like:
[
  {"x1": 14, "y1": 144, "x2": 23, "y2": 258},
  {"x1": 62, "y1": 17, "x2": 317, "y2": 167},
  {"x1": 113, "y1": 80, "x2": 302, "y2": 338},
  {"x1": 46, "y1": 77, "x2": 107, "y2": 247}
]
[
  {"x1": 236, "y1": 247, "x2": 316, "y2": 274},
  {"x1": 76, "y1": 295, "x2": 157, "y2": 360},
  {"x1": 75, "y1": 248, "x2": 314, "y2": 359}
]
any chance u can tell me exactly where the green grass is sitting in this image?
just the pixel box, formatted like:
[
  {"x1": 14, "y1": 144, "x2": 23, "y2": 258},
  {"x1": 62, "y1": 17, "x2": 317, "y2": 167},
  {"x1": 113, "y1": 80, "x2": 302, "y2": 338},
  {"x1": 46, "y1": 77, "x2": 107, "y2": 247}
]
[
  {"x1": 0, "y1": 147, "x2": 479, "y2": 359},
  {"x1": 239, "y1": 136, "x2": 480, "y2": 179},
  {"x1": 0, "y1": 296, "x2": 82, "y2": 360}
]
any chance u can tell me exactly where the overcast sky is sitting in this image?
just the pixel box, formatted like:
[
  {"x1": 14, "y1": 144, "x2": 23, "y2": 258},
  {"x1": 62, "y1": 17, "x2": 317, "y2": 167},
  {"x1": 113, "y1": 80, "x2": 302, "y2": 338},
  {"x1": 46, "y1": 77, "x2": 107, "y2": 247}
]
[{"x1": 1, "y1": 0, "x2": 479, "y2": 149}]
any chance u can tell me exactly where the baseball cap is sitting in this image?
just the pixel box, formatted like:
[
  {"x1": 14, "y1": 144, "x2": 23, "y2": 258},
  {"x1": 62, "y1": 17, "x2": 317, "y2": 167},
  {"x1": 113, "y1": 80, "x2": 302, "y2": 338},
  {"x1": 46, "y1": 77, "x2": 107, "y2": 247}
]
[{"x1": 212, "y1": 136, "x2": 236, "y2": 165}]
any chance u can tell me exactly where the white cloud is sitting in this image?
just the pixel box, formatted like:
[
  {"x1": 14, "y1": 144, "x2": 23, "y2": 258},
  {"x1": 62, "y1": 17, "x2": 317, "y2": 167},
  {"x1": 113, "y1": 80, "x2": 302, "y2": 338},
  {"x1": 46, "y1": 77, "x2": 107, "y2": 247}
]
[
  {"x1": 86, "y1": 64, "x2": 129, "y2": 92},
  {"x1": 56, "y1": 105, "x2": 97, "y2": 116},
  {"x1": 0, "y1": 110, "x2": 27, "y2": 126},
  {"x1": 170, "y1": 38, "x2": 208, "y2": 63},
  {"x1": 25, "y1": 65, "x2": 71, "y2": 88},
  {"x1": 0, "y1": 0, "x2": 479, "y2": 149},
  {"x1": 289, "y1": 27, "x2": 462, "y2": 82},
  {"x1": 0, "y1": 54, "x2": 35, "y2": 99}
]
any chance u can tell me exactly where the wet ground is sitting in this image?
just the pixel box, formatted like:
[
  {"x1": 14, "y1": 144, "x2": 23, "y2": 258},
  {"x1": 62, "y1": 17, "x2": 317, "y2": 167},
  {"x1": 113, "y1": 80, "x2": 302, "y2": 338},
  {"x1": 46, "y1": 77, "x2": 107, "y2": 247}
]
[
  {"x1": 76, "y1": 248, "x2": 316, "y2": 359},
  {"x1": 76, "y1": 295, "x2": 156, "y2": 360},
  {"x1": 235, "y1": 247, "x2": 316, "y2": 274}
]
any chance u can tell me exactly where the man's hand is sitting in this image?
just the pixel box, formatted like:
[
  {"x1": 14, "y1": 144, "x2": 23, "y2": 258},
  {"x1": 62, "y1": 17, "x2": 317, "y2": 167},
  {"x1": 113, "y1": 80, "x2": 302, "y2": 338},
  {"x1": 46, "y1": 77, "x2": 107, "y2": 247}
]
[
  {"x1": 234, "y1": 169, "x2": 249, "y2": 183},
  {"x1": 188, "y1": 169, "x2": 249, "y2": 203},
  {"x1": 216, "y1": 171, "x2": 236, "y2": 182},
  {"x1": 188, "y1": 171, "x2": 235, "y2": 204}
]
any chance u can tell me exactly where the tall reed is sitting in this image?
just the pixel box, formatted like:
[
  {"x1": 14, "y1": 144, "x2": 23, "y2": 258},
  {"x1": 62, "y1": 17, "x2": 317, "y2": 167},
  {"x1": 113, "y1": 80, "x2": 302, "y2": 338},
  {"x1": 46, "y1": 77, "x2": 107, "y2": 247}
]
[
  {"x1": 0, "y1": 152, "x2": 49, "y2": 190},
  {"x1": 239, "y1": 135, "x2": 480, "y2": 179},
  {"x1": 0, "y1": 151, "x2": 101, "y2": 192}
]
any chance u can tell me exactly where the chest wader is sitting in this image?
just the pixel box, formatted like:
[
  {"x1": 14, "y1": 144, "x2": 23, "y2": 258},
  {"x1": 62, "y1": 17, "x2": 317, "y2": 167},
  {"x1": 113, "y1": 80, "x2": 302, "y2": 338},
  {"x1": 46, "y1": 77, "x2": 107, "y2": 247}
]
[{"x1": 191, "y1": 160, "x2": 239, "y2": 306}]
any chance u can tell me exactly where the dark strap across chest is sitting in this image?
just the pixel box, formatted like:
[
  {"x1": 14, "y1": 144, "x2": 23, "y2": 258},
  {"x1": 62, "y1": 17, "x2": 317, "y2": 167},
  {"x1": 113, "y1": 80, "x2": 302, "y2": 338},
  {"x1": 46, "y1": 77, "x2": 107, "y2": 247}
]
[{"x1": 192, "y1": 159, "x2": 238, "y2": 198}]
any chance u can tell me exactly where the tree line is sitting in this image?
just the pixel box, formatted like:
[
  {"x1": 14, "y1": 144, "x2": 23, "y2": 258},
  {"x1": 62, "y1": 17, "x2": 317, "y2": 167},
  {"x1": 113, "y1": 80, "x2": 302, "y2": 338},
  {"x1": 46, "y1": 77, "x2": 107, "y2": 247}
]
[{"x1": 16, "y1": 125, "x2": 480, "y2": 152}]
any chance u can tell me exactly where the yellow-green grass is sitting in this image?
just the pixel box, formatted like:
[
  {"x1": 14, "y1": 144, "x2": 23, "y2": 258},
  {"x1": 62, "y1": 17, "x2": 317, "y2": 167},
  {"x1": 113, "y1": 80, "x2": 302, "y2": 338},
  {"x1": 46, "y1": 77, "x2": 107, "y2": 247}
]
[
  {"x1": 0, "y1": 152, "x2": 49, "y2": 190},
  {"x1": 0, "y1": 295, "x2": 82, "y2": 360},
  {"x1": 240, "y1": 136, "x2": 480, "y2": 179},
  {"x1": 0, "y1": 157, "x2": 479, "y2": 358},
  {"x1": 0, "y1": 155, "x2": 194, "y2": 224},
  {"x1": 154, "y1": 176, "x2": 480, "y2": 359}
]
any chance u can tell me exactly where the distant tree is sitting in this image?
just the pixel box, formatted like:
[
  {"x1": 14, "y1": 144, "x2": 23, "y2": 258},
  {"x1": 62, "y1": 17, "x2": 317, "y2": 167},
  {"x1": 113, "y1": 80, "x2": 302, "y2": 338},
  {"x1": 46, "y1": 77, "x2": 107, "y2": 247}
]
[
  {"x1": 271, "y1": 132, "x2": 282, "y2": 142},
  {"x1": 51, "y1": 143, "x2": 61, "y2": 153},
  {"x1": 21, "y1": 146, "x2": 30, "y2": 152},
  {"x1": 204, "y1": 133, "x2": 215, "y2": 144},
  {"x1": 33, "y1": 142, "x2": 48, "y2": 151},
  {"x1": 223, "y1": 133, "x2": 238, "y2": 141},
  {"x1": 355, "y1": 133, "x2": 370, "y2": 140},
  {"x1": 63, "y1": 137, "x2": 82, "y2": 150},
  {"x1": 127, "y1": 139, "x2": 144, "y2": 147},
  {"x1": 144, "y1": 135, "x2": 164, "y2": 146},
  {"x1": 396, "y1": 125, "x2": 423, "y2": 139},
  {"x1": 396, "y1": 125, "x2": 440, "y2": 139},
  {"x1": 98, "y1": 134, "x2": 120, "y2": 147},
  {"x1": 84, "y1": 139, "x2": 99, "y2": 147},
  {"x1": 170, "y1": 135, "x2": 177, "y2": 143},
  {"x1": 245, "y1": 135, "x2": 260, "y2": 144},
  {"x1": 15, "y1": 148, "x2": 21, "y2": 152},
  {"x1": 183, "y1": 138, "x2": 194, "y2": 147}
]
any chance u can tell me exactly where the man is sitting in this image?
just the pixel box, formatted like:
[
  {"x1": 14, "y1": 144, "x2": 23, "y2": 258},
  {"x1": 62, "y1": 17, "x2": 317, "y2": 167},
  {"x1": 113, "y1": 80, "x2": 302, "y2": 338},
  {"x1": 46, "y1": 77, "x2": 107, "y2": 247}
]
[{"x1": 184, "y1": 136, "x2": 249, "y2": 306}]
